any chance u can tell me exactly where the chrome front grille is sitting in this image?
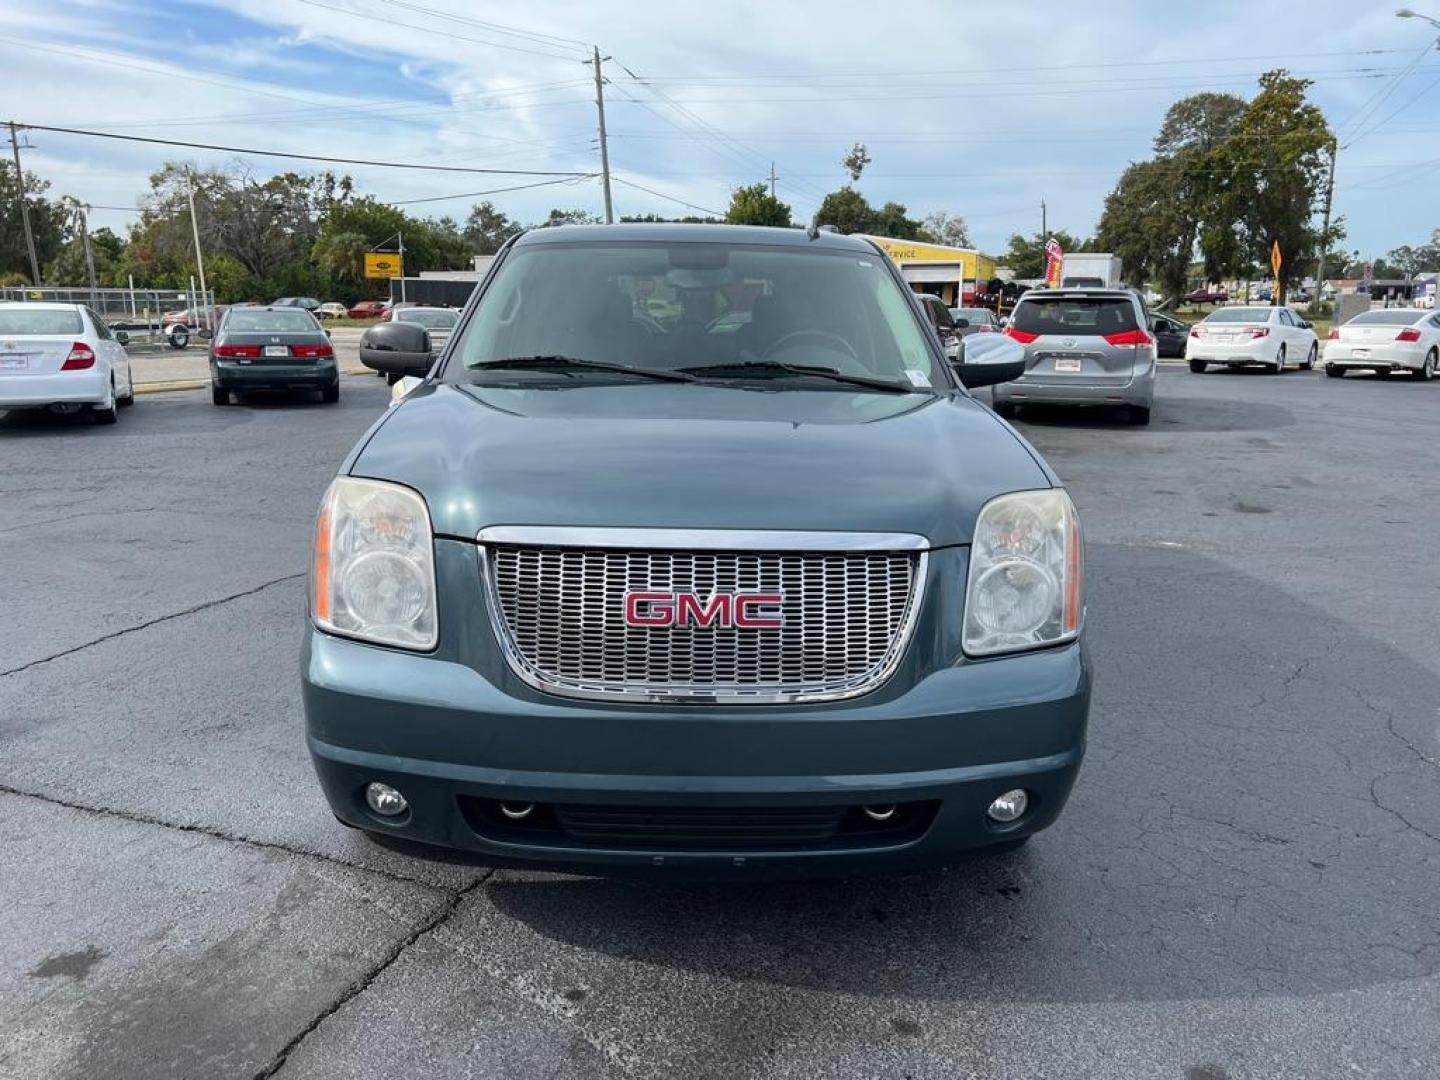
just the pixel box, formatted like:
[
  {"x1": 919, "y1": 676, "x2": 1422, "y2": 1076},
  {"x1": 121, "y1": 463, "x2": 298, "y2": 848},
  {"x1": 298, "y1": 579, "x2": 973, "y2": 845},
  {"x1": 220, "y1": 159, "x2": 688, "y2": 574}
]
[{"x1": 481, "y1": 529, "x2": 926, "y2": 704}]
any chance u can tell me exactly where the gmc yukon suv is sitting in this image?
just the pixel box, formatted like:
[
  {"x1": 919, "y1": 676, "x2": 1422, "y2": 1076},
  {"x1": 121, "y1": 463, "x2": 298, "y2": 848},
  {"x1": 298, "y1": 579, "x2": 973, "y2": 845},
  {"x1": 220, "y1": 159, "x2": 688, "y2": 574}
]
[{"x1": 304, "y1": 224, "x2": 1090, "y2": 877}]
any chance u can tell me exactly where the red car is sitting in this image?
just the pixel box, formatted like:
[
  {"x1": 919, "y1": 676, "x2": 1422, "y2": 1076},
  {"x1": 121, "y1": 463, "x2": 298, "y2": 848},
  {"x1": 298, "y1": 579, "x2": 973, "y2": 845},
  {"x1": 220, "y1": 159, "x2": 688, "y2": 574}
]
[
  {"x1": 347, "y1": 300, "x2": 390, "y2": 319},
  {"x1": 1183, "y1": 286, "x2": 1229, "y2": 305}
]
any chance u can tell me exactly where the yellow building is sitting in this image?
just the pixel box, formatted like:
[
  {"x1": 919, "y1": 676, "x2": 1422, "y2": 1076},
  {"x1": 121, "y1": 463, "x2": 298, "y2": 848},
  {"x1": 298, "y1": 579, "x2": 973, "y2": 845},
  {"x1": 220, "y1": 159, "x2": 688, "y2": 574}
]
[{"x1": 856, "y1": 236, "x2": 998, "y2": 307}]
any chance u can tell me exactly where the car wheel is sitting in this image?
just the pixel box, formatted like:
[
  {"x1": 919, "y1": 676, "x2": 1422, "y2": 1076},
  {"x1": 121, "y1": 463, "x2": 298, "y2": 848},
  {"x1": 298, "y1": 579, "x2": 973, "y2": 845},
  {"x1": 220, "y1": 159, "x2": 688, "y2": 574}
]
[
  {"x1": 1301, "y1": 344, "x2": 1316, "y2": 371},
  {"x1": 1325, "y1": 364, "x2": 1344, "y2": 378},
  {"x1": 169, "y1": 328, "x2": 189, "y2": 350},
  {"x1": 1270, "y1": 344, "x2": 1286, "y2": 373},
  {"x1": 118, "y1": 381, "x2": 135, "y2": 406},
  {"x1": 211, "y1": 385, "x2": 230, "y2": 406},
  {"x1": 1189, "y1": 358, "x2": 1207, "y2": 374},
  {"x1": 992, "y1": 401, "x2": 1016, "y2": 419},
  {"x1": 321, "y1": 383, "x2": 340, "y2": 404},
  {"x1": 1127, "y1": 403, "x2": 1152, "y2": 425},
  {"x1": 1416, "y1": 349, "x2": 1437, "y2": 380}
]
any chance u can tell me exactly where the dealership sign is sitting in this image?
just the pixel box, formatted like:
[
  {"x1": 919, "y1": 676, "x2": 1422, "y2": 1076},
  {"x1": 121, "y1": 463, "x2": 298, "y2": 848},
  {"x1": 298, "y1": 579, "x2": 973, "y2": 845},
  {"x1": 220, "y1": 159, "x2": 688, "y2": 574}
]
[{"x1": 364, "y1": 252, "x2": 403, "y2": 279}]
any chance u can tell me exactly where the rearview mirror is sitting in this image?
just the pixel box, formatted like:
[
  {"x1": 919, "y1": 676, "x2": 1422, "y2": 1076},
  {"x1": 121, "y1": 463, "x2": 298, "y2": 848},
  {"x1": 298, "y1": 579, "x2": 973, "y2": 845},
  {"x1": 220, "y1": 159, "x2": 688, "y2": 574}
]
[
  {"x1": 114, "y1": 330, "x2": 130, "y2": 346},
  {"x1": 359, "y1": 320, "x2": 433, "y2": 378},
  {"x1": 953, "y1": 333, "x2": 1026, "y2": 389}
]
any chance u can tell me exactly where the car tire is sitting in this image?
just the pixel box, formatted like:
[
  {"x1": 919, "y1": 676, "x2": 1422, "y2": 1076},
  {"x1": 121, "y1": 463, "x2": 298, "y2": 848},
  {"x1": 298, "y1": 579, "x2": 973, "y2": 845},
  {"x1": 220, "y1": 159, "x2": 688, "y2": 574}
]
[
  {"x1": 992, "y1": 401, "x2": 1016, "y2": 419},
  {"x1": 1270, "y1": 345, "x2": 1286, "y2": 373},
  {"x1": 118, "y1": 383, "x2": 135, "y2": 406},
  {"x1": 92, "y1": 385, "x2": 118, "y2": 426},
  {"x1": 168, "y1": 328, "x2": 189, "y2": 350},
  {"x1": 1189, "y1": 358, "x2": 1207, "y2": 373},
  {"x1": 211, "y1": 385, "x2": 230, "y2": 406},
  {"x1": 1127, "y1": 403, "x2": 1152, "y2": 426},
  {"x1": 1416, "y1": 349, "x2": 1437, "y2": 380},
  {"x1": 321, "y1": 383, "x2": 340, "y2": 404},
  {"x1": 1325, "y1": 364, "x2": 1344, "y2": 378},
  {"x1": 1301, "y1": 344, "x2": 1316, "y2": 371}
]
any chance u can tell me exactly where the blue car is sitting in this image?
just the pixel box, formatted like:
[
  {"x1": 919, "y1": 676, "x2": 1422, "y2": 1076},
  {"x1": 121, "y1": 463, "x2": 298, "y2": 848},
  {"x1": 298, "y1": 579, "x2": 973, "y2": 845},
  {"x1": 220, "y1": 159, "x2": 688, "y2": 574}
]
[{"x1": 304, "y1": 224, "x2": 1089, "y2": 877}]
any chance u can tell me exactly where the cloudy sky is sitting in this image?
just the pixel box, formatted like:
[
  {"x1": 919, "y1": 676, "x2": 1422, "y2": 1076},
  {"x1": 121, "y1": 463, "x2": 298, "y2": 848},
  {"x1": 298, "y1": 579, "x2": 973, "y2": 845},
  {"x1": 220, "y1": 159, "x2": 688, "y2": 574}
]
[{"x1": 2, "y1": 0, "x2": 1437, "y2": 257}]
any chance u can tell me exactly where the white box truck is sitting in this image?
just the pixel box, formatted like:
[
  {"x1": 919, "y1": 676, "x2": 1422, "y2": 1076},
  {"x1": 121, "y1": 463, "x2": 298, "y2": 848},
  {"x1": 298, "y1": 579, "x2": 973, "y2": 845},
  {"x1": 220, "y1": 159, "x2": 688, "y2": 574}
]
[{"x1": 1060, "y1": 253, "x2": 1123, "y2": 289}]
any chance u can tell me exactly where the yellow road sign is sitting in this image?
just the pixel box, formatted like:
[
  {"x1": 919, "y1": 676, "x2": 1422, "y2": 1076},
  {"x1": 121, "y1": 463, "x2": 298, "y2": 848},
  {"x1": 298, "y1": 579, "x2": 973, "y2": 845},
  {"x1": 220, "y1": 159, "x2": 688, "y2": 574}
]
[
  {"x1": 365, "y1": 252, "x2": 403, "y2": 279},
  {"x1": 1270, "y1": 240, "x2": 1282, "y2": 280}
]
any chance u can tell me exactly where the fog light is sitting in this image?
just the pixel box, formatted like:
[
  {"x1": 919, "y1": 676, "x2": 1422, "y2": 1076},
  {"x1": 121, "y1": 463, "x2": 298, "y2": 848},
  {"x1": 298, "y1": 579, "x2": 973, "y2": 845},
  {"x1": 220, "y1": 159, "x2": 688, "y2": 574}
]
[
  {"x1": 987, "y1": 788, "x2": 1028, "y2": 823},
  {"x1": 365, "y1": 782, "x2": 408, "y2": 817},
  {"x1": 499, "y1": 801, "x2": 535, "y2": 820}
]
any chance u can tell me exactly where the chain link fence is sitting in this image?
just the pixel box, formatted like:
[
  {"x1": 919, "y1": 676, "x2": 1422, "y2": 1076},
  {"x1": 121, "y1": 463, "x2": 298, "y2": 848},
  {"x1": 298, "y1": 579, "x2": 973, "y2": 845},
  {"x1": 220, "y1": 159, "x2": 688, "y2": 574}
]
[{"x1": 0, "y1": 284, "x2": 216, "y2": 349}]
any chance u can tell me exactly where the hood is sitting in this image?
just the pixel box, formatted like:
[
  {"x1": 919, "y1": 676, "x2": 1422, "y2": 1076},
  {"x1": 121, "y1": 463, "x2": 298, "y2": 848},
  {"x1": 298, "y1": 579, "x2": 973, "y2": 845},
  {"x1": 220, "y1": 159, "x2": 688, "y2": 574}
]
[{"x1": 349, "y1": 383, "x2": 1051, "y2": 549}]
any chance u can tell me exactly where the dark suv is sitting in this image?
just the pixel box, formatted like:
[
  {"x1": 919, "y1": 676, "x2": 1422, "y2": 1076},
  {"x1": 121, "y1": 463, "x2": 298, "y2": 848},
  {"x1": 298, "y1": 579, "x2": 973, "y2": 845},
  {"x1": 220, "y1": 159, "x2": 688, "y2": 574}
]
[{"x1": 303, "y1": 224, "x2": 1089, "y2": 877}]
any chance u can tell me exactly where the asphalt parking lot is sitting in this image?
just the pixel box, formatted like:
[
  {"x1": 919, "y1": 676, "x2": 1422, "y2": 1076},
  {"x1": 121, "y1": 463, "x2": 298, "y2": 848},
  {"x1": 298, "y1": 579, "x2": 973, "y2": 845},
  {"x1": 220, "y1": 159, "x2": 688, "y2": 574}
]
[{"x1": 2, "y1": 366, "x2": 1437, "y2": 1079}]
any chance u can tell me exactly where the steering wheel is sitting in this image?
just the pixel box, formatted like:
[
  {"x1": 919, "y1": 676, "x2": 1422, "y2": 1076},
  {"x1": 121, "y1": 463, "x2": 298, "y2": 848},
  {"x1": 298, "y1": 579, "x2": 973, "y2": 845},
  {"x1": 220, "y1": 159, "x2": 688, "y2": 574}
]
[{"x1": 763, "y1": 330, "x2": 858, "y2": 362}]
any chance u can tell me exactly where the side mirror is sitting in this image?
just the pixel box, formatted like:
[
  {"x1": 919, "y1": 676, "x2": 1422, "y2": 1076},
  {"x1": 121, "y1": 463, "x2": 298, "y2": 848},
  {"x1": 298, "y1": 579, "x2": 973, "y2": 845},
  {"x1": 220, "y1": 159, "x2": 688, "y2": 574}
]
[
  {"x1": 324, "y1": 328, "x2": 332, "y2": 338},
  {"x1": 114, "y1": 330, "x2": 130, "y2": 346},
  {"x1": 952, "y1": 317, "x2": 970, "y2": 329},
  {"x1": 953, "y1": 333, "x2": 1026, "y2": 389},
  {"x1": 198, "y1": 328, "x2": 213, "y2": 341},
  {"x1": 359, "y1": 320, "x2": 433, "y2": 378}
]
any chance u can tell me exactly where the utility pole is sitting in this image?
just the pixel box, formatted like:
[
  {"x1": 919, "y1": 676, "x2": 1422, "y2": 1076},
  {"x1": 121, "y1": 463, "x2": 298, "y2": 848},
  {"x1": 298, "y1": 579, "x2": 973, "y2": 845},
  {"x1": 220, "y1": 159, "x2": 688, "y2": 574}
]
[
  {"x1": 1312, "y1": 137, "x2": 1337, "y2": 315},
  {"x1": 184, "y1": 167, "x2": 209, "y2": 325},
  {"x1": 78, "y1": 203, "x2": 98, "y2": 302},
  {"x1": 1041, "y1": 200, "x2": 1047, "y2": 240},
  {"x1": 398, "y1": 231, "x2": 406, "y2": 304},
  {"x1": 591, "y1": 46, "x2": 614, "y2": 224},
  {"x1": 768, "y1": 162, "x2": 778, "y2": 199},
  {"x1": 8, "y1": 122, "x2": 41, "y2": 285}
]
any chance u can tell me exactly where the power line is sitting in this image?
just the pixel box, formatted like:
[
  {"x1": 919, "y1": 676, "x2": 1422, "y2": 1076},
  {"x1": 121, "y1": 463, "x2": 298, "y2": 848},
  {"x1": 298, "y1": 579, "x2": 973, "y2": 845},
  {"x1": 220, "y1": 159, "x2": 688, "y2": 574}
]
[
  {"x1": 12, "y1": 122, "x2": 593, "y2": 176},
  {"x1": 629, "y1": 47, "x2": 1410, "y2": 82},
  {"x1": 388, "y1": 175, "x2": 597, "y2": 205},
  {"x1": 610, "y1": 176, "x2": 724, "y2": 218},
  {"x1": 373, "y1": 0, "x2": 592, "y2": 52},
  {"x1": 1336, "y1": 41, "x2": 1436, "y2": 145},
  {"x1": 1344, "y1": 69, "x2": 1440, "y2": 147},
  {"x1": 294, "y1": 0, "x2": 582, "y2": 59}
]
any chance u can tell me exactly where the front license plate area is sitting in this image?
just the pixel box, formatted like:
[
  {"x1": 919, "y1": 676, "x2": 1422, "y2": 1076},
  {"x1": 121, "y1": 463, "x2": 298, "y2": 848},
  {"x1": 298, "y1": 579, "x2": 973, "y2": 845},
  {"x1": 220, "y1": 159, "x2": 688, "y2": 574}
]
[{"x1": 264, "y1": 345, "x2": 288, "y2": 358}]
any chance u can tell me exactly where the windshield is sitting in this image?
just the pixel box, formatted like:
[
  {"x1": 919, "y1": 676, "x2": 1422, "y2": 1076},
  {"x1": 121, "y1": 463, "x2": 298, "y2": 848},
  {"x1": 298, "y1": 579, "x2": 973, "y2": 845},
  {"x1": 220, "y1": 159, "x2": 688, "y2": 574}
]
[
  {"x1": 1011, "y1": 297, "x2": 1138, "y2": 335},
  {"x1": 449, "y1": 241, "x2": 942, "y2": 387},
  {"x1": 225, "y1": 309, "x2": 320, "y2": 333},
  {"x1": 1204, "y1": 308, "x2": 1273, "y2": 323},
  {"x1": 954, "y1": 308, "x2": 991, "y2": 321},
  {"x1": 0, "y1": 309, "x2": 84, "y2": 335},
  {"x1": 398, "y1": 309, "x2": 458, "y2": 329},
  {"x1": 1347, "y1": 311, "x2": 1420, "y2": 326}
]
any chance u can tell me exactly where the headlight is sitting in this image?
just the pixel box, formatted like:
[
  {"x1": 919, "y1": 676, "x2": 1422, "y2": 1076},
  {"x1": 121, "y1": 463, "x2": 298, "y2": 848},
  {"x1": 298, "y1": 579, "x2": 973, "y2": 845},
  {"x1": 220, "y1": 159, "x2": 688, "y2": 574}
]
[
  {"x1": 312, "y1": 477, "x2": 437, "y2": 650},
  {"x1": 963, "y1": 489, "x2": 1082, "y2": 657}
]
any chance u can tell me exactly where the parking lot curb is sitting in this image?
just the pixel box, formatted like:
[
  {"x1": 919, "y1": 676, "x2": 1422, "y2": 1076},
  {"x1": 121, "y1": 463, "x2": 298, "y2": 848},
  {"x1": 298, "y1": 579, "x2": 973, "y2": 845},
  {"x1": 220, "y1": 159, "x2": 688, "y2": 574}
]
[{"x1": 134, "y1": 380, "x2": 208, "y2": 394}]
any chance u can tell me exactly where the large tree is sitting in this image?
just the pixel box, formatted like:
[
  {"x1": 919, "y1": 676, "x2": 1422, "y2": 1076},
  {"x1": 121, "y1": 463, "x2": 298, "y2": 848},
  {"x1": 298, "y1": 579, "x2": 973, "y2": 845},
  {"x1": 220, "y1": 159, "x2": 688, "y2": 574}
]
[
  {"x1": 464, "y1": 201, "x2": 522, "y2": 253},
  {"x1": 813, "y1": 187, "x2": 923, "y2": 239},
  {"x1": 1003, "y1": 230, "x2": 1090, "y2": 279},
  {"x1": 725, "y1": 183, "x2": 792, "y2": 227},
  {"x1": 0, "y1": 161, "x2": 67, "y2": 283},
  {"x1": 1216, "y1": 71, "x2": 1339, "y2": 297},
  {"x1": 920, "y1": 211, "x2": 971, "y2": 248}
]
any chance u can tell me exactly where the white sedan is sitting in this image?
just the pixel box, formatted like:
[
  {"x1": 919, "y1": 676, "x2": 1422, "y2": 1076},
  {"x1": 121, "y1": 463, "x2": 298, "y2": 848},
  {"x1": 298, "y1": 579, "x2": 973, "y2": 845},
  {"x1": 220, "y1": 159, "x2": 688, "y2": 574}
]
[
  {"x1": 1187, "y1": 306, "x2": 1319, "y2": 374},
  {"x1": 0, "y1": 302, "x2": 134, "y2": 424},
  {"x1": 1323, "y1": 309, "x2": 1440, "y2": 380}
]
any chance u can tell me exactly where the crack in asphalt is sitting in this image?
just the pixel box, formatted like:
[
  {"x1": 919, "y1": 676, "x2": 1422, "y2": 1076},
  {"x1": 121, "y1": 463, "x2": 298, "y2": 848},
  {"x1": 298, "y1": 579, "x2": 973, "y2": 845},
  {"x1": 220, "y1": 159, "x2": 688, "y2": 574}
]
[
  {"x1": 0, "y1": 572, "x2": 305, "y2": 678},
  {"x1": 0, "y1": 506, "x2": 161, "y2": 536},
  {"x1": 252, "y1": 872, "x2": 493, "y2": 1080},
  {"x1": 0, "y1": 782, "x2": 450, "y2": 889}
]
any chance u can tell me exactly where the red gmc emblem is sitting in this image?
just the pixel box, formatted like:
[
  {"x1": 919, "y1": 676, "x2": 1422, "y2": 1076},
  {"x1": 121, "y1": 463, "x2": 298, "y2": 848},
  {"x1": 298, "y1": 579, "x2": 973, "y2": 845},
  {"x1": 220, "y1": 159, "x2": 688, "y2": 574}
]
[{"x1": 623, "y1": 591, "x2": 785, "y2": 629}]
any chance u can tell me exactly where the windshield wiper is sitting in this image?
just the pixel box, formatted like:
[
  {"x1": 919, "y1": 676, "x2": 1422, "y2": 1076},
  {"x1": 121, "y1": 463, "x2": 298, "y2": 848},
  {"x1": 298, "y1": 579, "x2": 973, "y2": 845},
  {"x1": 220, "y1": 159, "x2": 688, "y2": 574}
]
[
  {"x1": 676, "y1": 360, "x2": 919, "y2": 394},
  {"x1": 469, "y1": 355, "x2": 695, "y2": 382}
]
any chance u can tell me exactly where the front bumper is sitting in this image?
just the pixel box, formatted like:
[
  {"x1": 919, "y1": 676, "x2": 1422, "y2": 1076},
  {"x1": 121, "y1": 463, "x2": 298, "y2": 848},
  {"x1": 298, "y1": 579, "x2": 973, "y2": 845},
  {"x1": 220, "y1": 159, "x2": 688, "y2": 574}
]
[
  {"x1": 303, "y1": 625, "x2": 1090, "y2": 877},
  {"x1": 0, "y1": 368, "x2": 110, "y2": 408},
  {"x1": 212, "y1": 359, "x2": 337, "y2": 390}
]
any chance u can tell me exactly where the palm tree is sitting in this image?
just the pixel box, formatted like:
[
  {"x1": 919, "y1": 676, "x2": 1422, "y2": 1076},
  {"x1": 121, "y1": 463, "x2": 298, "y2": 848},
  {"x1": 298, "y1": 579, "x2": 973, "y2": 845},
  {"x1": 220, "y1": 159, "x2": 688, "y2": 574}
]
[{"x1": 313, "y1": 231, "x2": 370, "y2": 284}]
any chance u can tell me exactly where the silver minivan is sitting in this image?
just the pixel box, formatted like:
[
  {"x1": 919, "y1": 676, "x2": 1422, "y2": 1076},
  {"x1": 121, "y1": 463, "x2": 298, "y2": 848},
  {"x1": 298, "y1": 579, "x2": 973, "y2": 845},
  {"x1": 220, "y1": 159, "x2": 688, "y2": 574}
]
[{"x1": 992, "y1": 288, "x2": 1157, "y2": 425}]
